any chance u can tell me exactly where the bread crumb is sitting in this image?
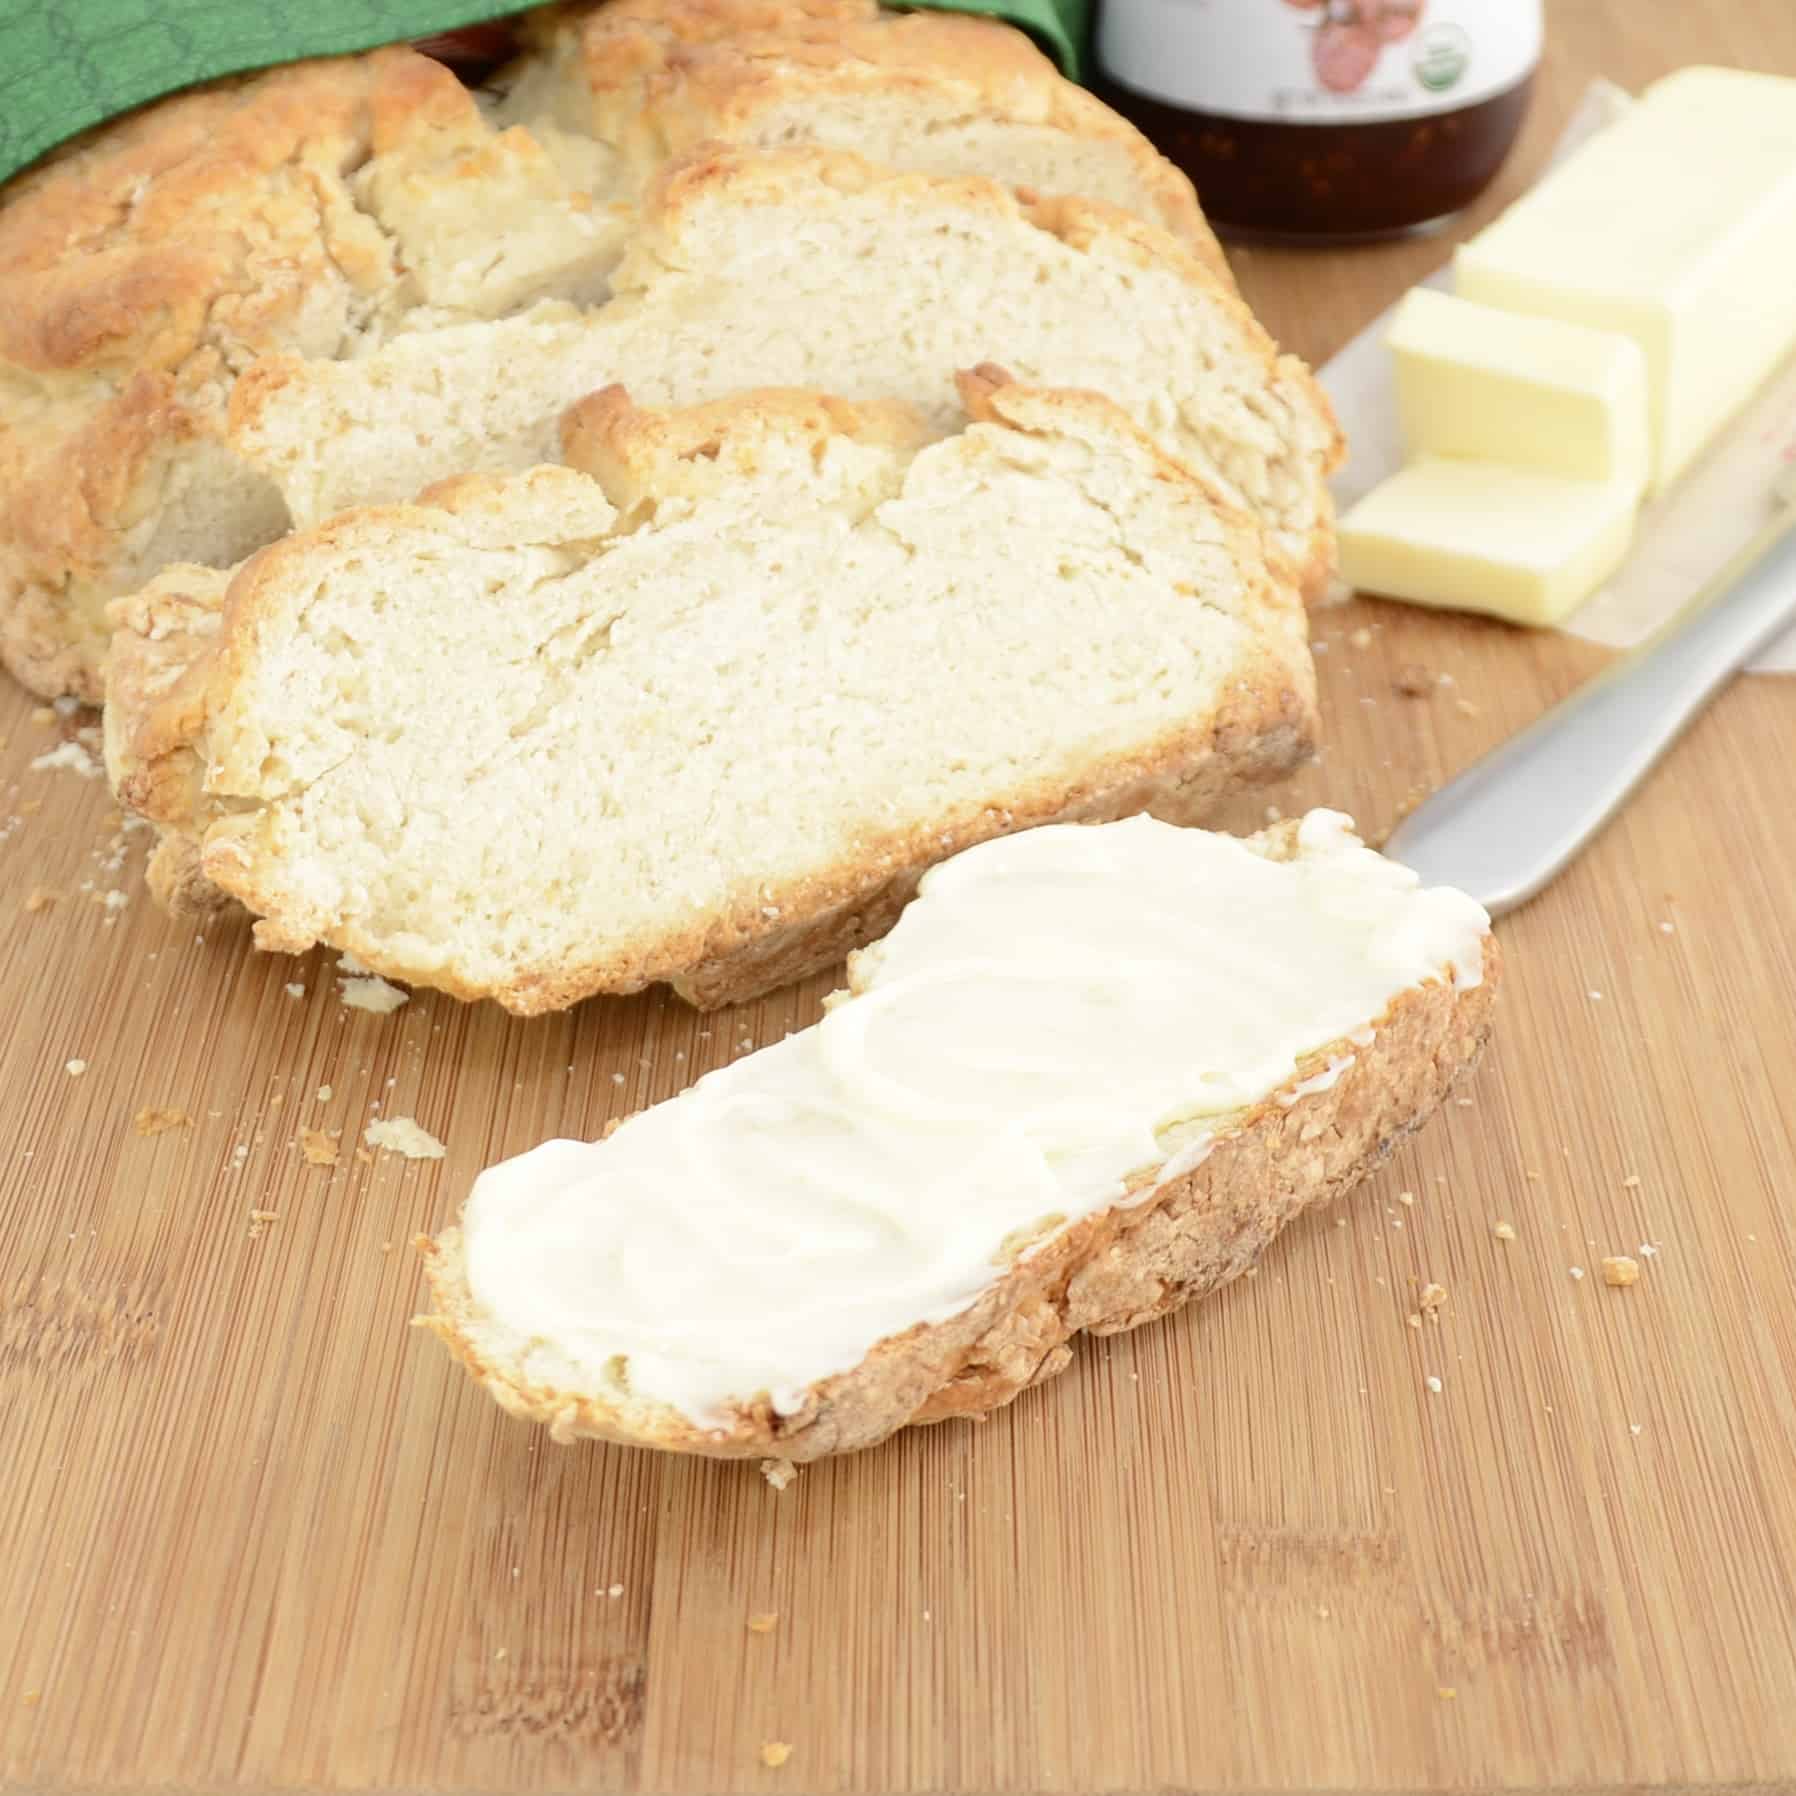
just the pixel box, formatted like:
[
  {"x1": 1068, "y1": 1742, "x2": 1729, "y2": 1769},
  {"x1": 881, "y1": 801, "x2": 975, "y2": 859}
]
[
  {"x1": 354, "y1": 1147, "x2": 374, "y2": 1166},
  {"x1": 364, "y1": 1117, "x2": 445, "y2": 1160},
  {"x1": 339, "y1": 974, "x2": 408, "y2": 1014},
  {"x1": 1601, "y1": 1255, "x2": 1640, "y2": 1287},
  {"x1": 133, "y1": 1106, "x2": 190, "y2": 1136},
  {"x1": 1406, "y1": 1312, "x2": 1422, "y2": 1330},
  {"x1": 1349, "y1": 626, "x2": 1373, "y2": 649},
  {"x1": 317, "y1": 1084, "x2": 332, "y2": 1102},
  {"x1": 1397, "y1": 1189, "x2": 1415, "y2": 1206},
  {"x1": 28, "y1": 740, "x2": 103, "y2": 779},
  {"x1": 1419, "y1": 1282, "x2": 1447, "y2": 1316},
  {"x1": 1621, "y1": 1174, "x2": 1641, "y2": 1188},
  {"x1": 23, "y1": 887, "x2": 56, "y2": 913},
  {"x1": 20, "y1": 1689, "x2": 40, "y2": 1706},
  {"x1": 761, "y1": 1457, "x2": 797, "y2": 1491},
  {"x1": 608, "y1": 1582, "x2": 625, "y2": 1598},
  {"x1": 1455, "y1": 698, "x2": 1480, "y2": 719},
  {"x1": 747, "y1": 1612, "x2": 779, "y2": 1634},
  {"x1": 1394, "y1": 663, "x2": 1433, "y2": 697},
  {"x1": 1425, "y1": 1375, "x2": 1443, "y2": 1394},
  {"x1": 65, "y1": 1058, "x2": 87, "y2": 1077},
  {"x1": 1568, "y1": 1265, "x2": 1586, "y2": 1281},
  {"x1": 759, "y1": 1743, "x2": 792, "y2": 1769},
  {"x1": 1638, "y1": 1242, "x2": 1659, "y2": 1258},
  {"x1": 300, "y1": 1128, "x2": 339, "y2": 1167},
  {"x1": 1437, "y1": 1685, "x2": 1457, "y2": 1700},
  {"x1": 247, "y1": 1209, "x2": 280, "y2": 1237},
  {"x1": 1492, "y1": 1220, "x2": 1517, "y2": 1241},
  {"x1": 284, "y1": 982, "x2": 306, "y2": 999}
]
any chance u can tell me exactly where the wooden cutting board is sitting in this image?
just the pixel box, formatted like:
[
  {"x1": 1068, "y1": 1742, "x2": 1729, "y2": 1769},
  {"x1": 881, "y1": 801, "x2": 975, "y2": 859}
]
[{"x1": 5, "y1": 4, "x2": 1796, "y2": 1790}]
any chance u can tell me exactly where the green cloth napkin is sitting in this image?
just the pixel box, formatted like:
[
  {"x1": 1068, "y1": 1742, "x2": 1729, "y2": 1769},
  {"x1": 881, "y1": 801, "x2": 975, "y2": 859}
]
[{"x1": 0, "y1": 0, "x2": 1089, "y2": 192}]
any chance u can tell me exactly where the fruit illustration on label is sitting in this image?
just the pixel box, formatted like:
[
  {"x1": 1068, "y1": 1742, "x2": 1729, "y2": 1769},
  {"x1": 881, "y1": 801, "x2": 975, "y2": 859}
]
[
  {"x1": 1314, "y1": 18, "x2": 1379, "y2": 92},
  {"x1": 1293, "y1": 0, "x2": 1431, "y2": 94},
  {"x1": 1373, "y1": 0, "x2": 1424, "y2": 42}
]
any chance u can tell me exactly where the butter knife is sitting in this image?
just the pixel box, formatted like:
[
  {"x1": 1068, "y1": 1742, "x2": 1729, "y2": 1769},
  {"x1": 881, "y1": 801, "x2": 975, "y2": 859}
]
[{"x1": 1383, "y1": 466, "x2": 1796, "y2": 915}]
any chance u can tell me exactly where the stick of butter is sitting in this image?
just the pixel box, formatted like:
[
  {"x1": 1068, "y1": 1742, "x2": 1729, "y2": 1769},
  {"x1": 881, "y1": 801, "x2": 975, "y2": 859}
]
[
  {"x1": 1455, "y1": 66, "x2": 1796, "y2": 495},
  {"x1": 1389, "y1": 289, "x2": 1650, "y2": 494},
  {"x1": 1339, "y1": 460, "x2": 1638, "y2": 629}
]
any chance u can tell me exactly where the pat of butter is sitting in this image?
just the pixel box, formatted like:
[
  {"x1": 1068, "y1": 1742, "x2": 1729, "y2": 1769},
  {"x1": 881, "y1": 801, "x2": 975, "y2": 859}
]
[
  {"x1": 1455, "y1": 66, "x2": 1796, "y2": 495},
  {"x1": 1339, "y1": 459, "x2": 1638, "y2": 628},
  {"x1": 1389, "y1": 289, "x2": 1649, "y2": 493}
]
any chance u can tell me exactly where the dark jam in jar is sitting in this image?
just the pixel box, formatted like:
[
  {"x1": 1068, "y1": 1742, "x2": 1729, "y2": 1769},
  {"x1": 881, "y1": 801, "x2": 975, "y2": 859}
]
[{"x1": 1095, "y1": 1, "x2": 1541, "y2": 243}]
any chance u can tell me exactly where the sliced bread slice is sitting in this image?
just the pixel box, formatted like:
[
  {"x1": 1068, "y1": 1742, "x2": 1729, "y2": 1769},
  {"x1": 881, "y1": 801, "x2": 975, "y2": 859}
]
[
  {"x1": 106, "y1": 370, "x2": 1316, "y2": 1013},
  {"x1": 502, "y1": 0, "x2": 1226, "y2": 276},
  {"x1": 229, "y1": 145, "x2": 1342, "y2": 598},
  {"x1": 416, "y1": 810, "x2": 1498, "y2": 1462}
]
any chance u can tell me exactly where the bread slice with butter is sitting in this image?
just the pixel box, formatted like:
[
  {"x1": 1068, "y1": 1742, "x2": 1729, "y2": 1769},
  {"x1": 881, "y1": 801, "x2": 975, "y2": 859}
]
[
  {"x1": 228, "y1": 144, "x2": 1341, "y2": 601},
  {"x1": 417, "y1": 810, "x2": 1497, "y2": 1462},
  {"x1": 105, "y1": 369, "x2": 1316, "y2": 1013}
]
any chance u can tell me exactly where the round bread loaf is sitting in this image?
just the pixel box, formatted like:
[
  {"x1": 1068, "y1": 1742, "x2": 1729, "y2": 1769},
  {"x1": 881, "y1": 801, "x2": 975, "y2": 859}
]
[{"x1": 0, "y1": 0, "x2": 1252, "y2": 701}]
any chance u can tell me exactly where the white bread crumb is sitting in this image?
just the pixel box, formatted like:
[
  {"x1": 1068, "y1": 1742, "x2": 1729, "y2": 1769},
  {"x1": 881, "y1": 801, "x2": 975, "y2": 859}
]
[
  {"x1": 761, "y1": 1457, "x2": 797, "y2": 1491},
  {"x1": 364, "y1": 1117, "x2": 445, "y2": 1160},
  {"x1": 29, "y1": 741, "x2": 103, "y2": 779},
  {"x1": 65, "y1": 1058, "x2": 87, "y2": 1076},
  {"x1": 340, "y1": 975, "x2": 409, "y2": 1014}
]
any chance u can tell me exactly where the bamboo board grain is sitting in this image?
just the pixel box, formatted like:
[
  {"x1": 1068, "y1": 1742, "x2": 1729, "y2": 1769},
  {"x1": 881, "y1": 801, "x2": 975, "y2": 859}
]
[{"x1": 3, "y1": 2, "x2": 1796, "y2": 1790}]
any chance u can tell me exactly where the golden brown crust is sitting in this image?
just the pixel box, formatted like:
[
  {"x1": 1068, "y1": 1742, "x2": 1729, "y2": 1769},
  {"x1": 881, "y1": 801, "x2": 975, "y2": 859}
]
[
  {"x1": 416, "y1": 931, "x2": 1499, "y2": 1460},
  {"x1": 560, "y1": 380, "x2": 938, "y2": 510},
  {"x1": 520, "y1": 0, "x2": 1227, "y2": 279},
  {"x1": 105, "y1": 376, "x2": 1317, "y2": 1011},
  {"x1": 0, "y1": 52, "x2": 436, "y2": 696}
]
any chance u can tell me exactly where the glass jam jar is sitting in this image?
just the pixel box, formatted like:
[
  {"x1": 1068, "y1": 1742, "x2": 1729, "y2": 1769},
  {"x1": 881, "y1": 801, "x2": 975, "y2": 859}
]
[{"x1": 1095, "y1": 0, "x2": 1542, "y2": 241}]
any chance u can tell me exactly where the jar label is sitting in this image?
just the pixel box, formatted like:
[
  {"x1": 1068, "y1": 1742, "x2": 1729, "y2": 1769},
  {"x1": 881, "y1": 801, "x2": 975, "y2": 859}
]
[{"x1": 1098, "y1": 0, "x2": 1542, "y2": 126}]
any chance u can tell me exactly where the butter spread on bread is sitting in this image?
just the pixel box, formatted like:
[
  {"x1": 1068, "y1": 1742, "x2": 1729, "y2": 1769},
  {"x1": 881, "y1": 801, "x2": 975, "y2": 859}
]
[{"x1": 420, "y1": 810, "x2": 1494, "y2": 1459}]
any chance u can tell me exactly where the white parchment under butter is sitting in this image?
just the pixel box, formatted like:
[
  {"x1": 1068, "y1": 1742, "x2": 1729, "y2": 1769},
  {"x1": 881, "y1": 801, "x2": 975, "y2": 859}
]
[{"x1": 1320, "y1": 82, "x2": 1796, "y2": 675}]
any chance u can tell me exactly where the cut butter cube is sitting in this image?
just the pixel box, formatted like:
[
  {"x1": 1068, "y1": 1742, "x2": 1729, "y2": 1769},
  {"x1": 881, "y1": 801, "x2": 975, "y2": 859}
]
[
  {"x1": 1338, "y1": 460, "x2": 1638, "y2": 628},
  {"x1": 1455, "y1": 66, "x2": 1796, "y2": 495},
  {"x1": 1389, "y1": 289, "x2": 1649, "y2": 493}
]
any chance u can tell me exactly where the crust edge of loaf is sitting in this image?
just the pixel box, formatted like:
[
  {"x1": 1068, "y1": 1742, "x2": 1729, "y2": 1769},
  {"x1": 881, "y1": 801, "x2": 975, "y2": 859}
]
[{"x1": 415, "y1": 884, "x2": 1500, "y2": 1462}]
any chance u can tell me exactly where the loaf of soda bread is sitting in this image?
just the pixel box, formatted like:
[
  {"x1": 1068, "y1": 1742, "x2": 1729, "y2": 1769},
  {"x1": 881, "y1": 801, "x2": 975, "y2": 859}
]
[{"x1": 0, "y1": 0, "x2": 1240, "y2": 700}]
